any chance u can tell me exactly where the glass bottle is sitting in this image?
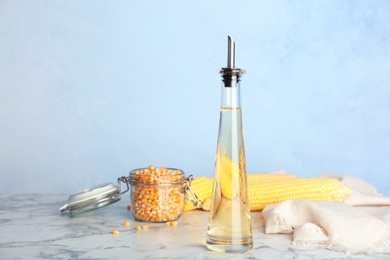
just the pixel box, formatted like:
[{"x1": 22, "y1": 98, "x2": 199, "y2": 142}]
[{"x1": 206, "y1": 36, "x2": 253, "y2": 253}]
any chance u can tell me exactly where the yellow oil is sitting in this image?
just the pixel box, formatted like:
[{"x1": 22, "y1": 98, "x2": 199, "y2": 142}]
[{"x1": 206, "y1": 107, "x2": 253, "y2": 253}]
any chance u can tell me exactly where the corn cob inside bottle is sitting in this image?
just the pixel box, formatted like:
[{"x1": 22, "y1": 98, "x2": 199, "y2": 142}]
[{"x1": 206, "y1": 36, "x2": 253, "y2": 253}]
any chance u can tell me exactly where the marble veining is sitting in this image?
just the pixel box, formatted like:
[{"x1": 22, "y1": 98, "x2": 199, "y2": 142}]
[{"x1": 0, "y1": 194, "x2": 389, "y2": 259}]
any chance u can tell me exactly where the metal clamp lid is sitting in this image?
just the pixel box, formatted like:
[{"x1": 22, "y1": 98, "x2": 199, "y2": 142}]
[{"x1": 59, "y1": 178, "x2": 130, "y2": 216}]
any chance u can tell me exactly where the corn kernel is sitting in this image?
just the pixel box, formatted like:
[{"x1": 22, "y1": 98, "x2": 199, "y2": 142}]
[
  {"x1": 127, "y1": 205, "x2": 131, "y2": 210},
  {"x1": 142, "y1": 224, "x2": 149, "y2": 229},
  {"x1": 111, "y1": 229, "x2": 119, "y2": 235},
  {"x1": 166, "y1": 221, "x2": 177, "y2": 226},
  {"x1": 135, "y1": 226, "x2": 142, "y2": 230},
  {"x1": 123, "y1": 220, "x2": 130, "y2": 226}
]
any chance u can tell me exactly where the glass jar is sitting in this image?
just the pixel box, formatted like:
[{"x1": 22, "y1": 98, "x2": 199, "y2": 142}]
[
  {"x1": 128, "y1": 166, "x2": 186, "y2": 222},
  {"x1": 59, "y1": 166, "x2": 203, "y2": 222}
]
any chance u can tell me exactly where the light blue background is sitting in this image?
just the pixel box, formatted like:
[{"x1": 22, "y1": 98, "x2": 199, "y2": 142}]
[{"x1": 1, "y1": 1, "x2": 389, "y2": 196}]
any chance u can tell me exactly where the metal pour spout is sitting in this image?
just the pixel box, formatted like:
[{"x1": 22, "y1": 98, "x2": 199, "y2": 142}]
[
  {"x1": 227, "y1": 35, "x2": 235, "y2": 68},
  {"x1": 220, "y1": 36, "x2": 245, "y2": 75},
  {"x1": 219, "y1": 36, "x2": 245, "y2": 87}
]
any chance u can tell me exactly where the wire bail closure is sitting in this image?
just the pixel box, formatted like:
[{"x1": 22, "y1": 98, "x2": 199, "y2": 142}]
[
  {"x1": 183, "y1": 175, "x2": 204, "y2": 209},
  {"x1": 117, "y1": 176, "x2": 130, "y2": 195}
]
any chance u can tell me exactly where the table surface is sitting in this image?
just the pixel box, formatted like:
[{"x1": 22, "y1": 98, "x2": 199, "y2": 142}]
[{"x1": 1, "y1": 194, "x2": 390, "y2": 260}]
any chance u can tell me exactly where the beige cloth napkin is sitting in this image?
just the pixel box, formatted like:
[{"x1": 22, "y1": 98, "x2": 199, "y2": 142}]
[{"x1": 262, "y1": 174, "x2": 390, "y2": 254}]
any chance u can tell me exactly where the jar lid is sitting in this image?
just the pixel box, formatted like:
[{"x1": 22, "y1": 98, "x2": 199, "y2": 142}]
[{"x1": 59, "y1": 182, "x2": 122, "y2": 216}]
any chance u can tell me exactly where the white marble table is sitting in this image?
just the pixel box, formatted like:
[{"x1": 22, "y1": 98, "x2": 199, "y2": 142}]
[{"x1": 1, "y1": 194, "x2": 389, "y2": 259}]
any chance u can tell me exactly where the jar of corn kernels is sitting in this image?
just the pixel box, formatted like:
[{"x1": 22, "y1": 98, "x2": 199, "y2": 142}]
[
  {"x1": 127, "y1": 166, "x2": 199, "y2": 223},
  {"x1": 59, "y1": 165, "x2": 202, "y2": 220}
]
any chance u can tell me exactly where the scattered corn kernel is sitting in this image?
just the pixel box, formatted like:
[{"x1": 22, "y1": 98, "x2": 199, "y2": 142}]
[
  {"x1": 135, "y1": 226, "x2": 142, "y2": 230},
  {"x1": 123, "y1": 220, "x2": 130, "y2": 226},
  {"x1": 166, "y1": 221, "x2": 177, "y2": 226},
  {"x1": 142, "y1": 224, "x2": 149, "y2": 229},
  {"x1": 127, "y1": 205, "x2": 131, "y2": 210},
  {"x1": 111, "y1": 229, "x2": 119, "y2": 235}
]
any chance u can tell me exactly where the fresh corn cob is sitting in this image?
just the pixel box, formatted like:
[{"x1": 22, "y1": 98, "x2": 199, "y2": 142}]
[
  {"x1": 247, "y1": 175, "x2": 351, "y2": 210},
  {"x1": 183, "y1": 173, "x2": 351, "y2": 211},
  {"x1": 184, "y1": 176, "x2": 213, "y2": 211},
  {"x1": 215, "y1": 150, "x2": 241, "y2": 200}
]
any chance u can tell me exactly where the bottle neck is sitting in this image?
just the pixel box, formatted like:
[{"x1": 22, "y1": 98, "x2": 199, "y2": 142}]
[{"x1": 220, "y1": 74, "x2": 242, "y2": 108}]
